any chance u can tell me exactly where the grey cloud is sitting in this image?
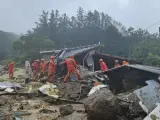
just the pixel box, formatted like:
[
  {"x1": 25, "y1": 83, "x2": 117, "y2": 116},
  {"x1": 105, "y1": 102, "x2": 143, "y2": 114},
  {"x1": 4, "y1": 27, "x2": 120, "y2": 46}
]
[{"x1": 0, "y1": 0, "x2": 160, "y2": 34}]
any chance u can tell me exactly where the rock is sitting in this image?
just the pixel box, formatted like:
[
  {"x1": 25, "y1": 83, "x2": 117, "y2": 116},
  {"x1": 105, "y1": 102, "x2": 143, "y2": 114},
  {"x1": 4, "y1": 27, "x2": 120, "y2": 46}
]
[
  {"x1": 59, "y1": 104, "x2": 74, "y2": 116},
  {"x1": 117, "y1": 93, "x2": 147, "y2": 119},
  {"x1": 0, "y1": 99, "x2": 7, "y2": 106},
  {"x1": 84, "y1": 88, "x2": 117, "y2": 120}
]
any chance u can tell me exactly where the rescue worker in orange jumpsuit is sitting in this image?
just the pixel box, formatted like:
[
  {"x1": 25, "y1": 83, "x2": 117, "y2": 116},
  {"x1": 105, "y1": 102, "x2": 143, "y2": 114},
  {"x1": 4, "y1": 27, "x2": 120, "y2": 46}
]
[
  {"x1": 122, "y1": 60, "x2": 129, "y2": 65},
  {"x1": 114, "y1": 60, "x2": 121, "y2": 68},
  {"x1": 62, "y1": 56, "x2": 82, "y2": 82},
  {"x1": 32, "y1": 60, "x2": 39, "y2": 81},
  {"x1": 99, "y1": 59, "x2": 108, "y2": 71},
  {"x1": 39, "y1": 59, "x2": 46, "y2": 78},
  {"x1": 48, "y1": 56, "x2": 56, "y2": 82},
  {"x1": 8, "y1": 62, "x2": 14, "y2": 79}
]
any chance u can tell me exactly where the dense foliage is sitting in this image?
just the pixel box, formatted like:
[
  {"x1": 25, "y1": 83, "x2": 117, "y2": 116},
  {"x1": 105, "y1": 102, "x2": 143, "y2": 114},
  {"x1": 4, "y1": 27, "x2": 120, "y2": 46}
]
[
  {"x1": 132, "y1": 39, "x2": 160, "y2": 66},
  {"x1": 1, "y1": 7, "x2": 160, "y2": 66},
  {"x1": 0, "y1": 30, "x2": 19, "y2": 60}
]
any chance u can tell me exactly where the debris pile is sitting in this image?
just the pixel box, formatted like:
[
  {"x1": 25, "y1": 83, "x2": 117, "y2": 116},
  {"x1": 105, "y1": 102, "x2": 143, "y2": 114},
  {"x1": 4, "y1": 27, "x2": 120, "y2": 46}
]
[{"x1": 1, "y1": 61, "x2": 160, "y2": 120}]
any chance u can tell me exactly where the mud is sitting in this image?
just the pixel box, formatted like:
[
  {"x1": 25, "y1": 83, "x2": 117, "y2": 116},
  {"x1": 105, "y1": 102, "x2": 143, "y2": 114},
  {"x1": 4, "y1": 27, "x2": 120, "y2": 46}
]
[
  {"x1": 55, "y1": 81, "x2": 90, "y2": 100},
  {"x1": 0, "y1": 94, "x2": 88, "y2": 120},
  {"x1": 0, "y1": 66, "x2": 149, "y2": 120}
]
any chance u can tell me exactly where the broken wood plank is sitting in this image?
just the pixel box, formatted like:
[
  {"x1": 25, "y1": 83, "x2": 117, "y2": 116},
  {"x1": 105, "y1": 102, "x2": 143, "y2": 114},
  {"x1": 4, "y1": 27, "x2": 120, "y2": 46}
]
[
  {"x1": 57, "y1": 98, "x2": 83, "y2": 104},
  {"x1": 45, "y1": 96, "x2": 83, "y2": 104}
]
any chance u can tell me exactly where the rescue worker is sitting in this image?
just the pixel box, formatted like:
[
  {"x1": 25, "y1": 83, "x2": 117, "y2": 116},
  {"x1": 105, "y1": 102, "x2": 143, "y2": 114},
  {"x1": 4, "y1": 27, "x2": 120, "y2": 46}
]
[
  {"x1": 8, "y1": 62, "x2": 14, "y2": 79},
  {"x1": 48, "y1": 56, "x2": 56, "y2": 82},
  {"x1": 99, "y1": 59, "x2": 108, "y2": 71},
  {"x1": 122, "y1": 60, "x2": 129, "y2": 65},
  {"x1": 32, "y1": 60, "x2": 39, "y2": 81},
  {"x1": 39, "y1": 59, "x2": 46, "y2": 78},
  {"x1": 62, "y1": 56, "x2": 82, "y2": 82},
  {"x1": 114, "y1": 60, "x2": 121, "y2": 68},
  {"x1": 25, "y1": 60, "x2": 32, "y2": 83}
]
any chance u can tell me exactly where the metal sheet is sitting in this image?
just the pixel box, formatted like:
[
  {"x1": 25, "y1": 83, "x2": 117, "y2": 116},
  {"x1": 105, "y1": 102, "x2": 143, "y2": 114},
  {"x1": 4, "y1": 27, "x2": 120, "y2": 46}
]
[
  {"x1": 60, "y1": 44, "x2": 100, "y2": 60},
  {"x1": 128, "y1": 64, "x2": 160, "y2": 75},
  {"x1": 143, "y1": 103, "x2": 160, "y2": 120},
  {"x1": 0, "y1": 82, "x2": 22, "y2": 89},
  {"x1": 134, "y1": 80, "x2": 160, "y2": 113}
]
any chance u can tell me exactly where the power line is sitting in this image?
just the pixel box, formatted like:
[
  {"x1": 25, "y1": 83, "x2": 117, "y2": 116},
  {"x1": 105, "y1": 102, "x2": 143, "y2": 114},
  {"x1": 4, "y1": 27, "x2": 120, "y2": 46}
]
[{"x1": 146, "y1": 21, "x2": 160, "y2": 30}]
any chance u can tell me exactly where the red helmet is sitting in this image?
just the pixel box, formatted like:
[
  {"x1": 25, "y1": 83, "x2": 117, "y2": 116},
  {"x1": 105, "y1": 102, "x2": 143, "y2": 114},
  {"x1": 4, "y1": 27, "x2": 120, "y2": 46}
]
[
  {"x1": 115, "y1": 60, "x2": 119, "y2": 63},
  {"x1": 70, "y1": 56, "x2": 74, "y2": 58},
  {"x1": 35, "y1": 59, "x2": 39, "y2": 62},
  {"x1": 99, "y1": 59, "x2": 103, "y2": 62},
  {"x1": 50, "y1": 56, "x2": 54, "y2": 59},
  {"x1": 123, "y1": 61, "x2": 126, "y2": 64}
]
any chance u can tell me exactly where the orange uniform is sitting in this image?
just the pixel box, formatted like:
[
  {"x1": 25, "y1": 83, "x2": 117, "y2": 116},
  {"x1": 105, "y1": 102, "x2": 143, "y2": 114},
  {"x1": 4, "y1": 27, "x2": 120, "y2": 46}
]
[
  {"x1": 63, "y1": 57, "x2": 82, "y2": 82},
  {"x1": 32, "y1": 61, "x2": 39, "y2": 80},
  {"x1": 39, "y1": 60, "x2": 46, "y2": 78},
  {"x1": 48, "y1": 59, "x2": 56, "y2": 82},
  {"x1": 99, "y1": 59, "x2": 108, "y2": 71},
  {"x1": 40, "y1": 61, "x2": 46, "y2": 73},
  {"x1": 8, "y1": 62, "x2": 14, "y2": 79}
]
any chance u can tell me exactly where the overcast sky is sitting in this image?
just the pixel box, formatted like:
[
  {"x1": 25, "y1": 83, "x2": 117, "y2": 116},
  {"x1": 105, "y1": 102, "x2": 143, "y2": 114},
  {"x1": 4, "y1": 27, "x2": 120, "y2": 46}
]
[{"x1": 0, "y1": 0, "x2": 160, "y2": 34}]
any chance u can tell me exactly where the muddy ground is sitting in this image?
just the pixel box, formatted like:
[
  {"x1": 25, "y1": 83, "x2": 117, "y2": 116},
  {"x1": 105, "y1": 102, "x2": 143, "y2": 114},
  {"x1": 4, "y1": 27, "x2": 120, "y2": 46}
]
[
  {"x1": 0, "y1": 67, "x2": 147, "y2": 120},
  {"x1": 0, "y1": 95, "x2": 87, "y2": 120},
  {"x1": 0, "y1": 67, "x2": 89, "y2": 120}
]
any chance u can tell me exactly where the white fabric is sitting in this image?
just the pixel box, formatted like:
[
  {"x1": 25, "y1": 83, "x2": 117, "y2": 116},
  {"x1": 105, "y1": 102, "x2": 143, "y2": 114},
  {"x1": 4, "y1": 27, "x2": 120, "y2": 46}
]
[
  {"x1": 39, "y1": 83, "x2": 59, "y2": 98},
  {"x1": 88, "y1": 85, "x2": 108, "y2": 96},
  {"x1": 5, "y1": 88, "x2": 14, "y2": 93},
  {"x1": 25, "y1": 61, "x2": 32, "y2": 78}
]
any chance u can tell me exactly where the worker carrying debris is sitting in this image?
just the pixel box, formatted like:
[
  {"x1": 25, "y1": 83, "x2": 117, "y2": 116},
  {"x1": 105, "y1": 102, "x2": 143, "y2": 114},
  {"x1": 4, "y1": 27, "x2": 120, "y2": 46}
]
[
  {"x1": 99, "y1": 59, "x2": 108, "y2": 71},
  {"x1": 62, "y1": 56, "x2": 82, "y2": 82},
  {"x1": 39, "y1": 59, "x2": 46, "y2": 78},
  {"x1": 122, "y1": 60, "x2": 129, "y2": 65},
  {"x1": 48, "y1": 56, "x2": 56, "y2": 82},
  {"x1": 114, "y1": 60, "x2": 121, "y2": 68},
  {"x1": 8, "y1": 61, "x2": 14, "y2": 79},
  {"x1": 32, "y1": 60, "x2": 39, "y2": 81}
]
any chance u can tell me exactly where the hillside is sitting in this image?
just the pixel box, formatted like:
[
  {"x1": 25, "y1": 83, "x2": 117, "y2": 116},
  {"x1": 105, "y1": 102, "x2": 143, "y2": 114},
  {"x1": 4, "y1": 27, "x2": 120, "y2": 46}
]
[{"x1": 0, "y1": 30, "x2": 19, "y2": 60}]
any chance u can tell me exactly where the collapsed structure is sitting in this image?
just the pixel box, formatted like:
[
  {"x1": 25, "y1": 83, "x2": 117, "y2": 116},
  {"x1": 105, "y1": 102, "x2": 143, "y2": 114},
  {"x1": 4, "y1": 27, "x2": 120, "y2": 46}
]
[
  {"x1": 40, "y1": 43, "x2": 138, "y2": 75},
  {"x1": 0, "y1": 43, "x2": 159, "y2": 120},
  {"x1": 40, "y1": 44, "x2": 160, "y2": 120}
]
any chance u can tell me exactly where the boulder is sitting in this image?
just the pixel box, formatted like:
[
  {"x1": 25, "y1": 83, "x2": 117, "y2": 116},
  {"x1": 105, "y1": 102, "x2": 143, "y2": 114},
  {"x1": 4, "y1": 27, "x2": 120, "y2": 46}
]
[
  {"x1": 117, "y1": 93, "x2": 147, "y2": 119},
  {"x1": 59, "y1": 104, "x2": 74, "y2": 116},
  {"x1": 84, "y1": 88, "x2": 117, "y2": 120}
]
